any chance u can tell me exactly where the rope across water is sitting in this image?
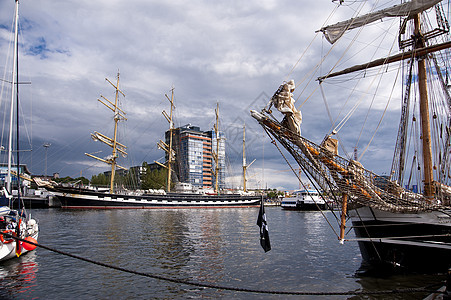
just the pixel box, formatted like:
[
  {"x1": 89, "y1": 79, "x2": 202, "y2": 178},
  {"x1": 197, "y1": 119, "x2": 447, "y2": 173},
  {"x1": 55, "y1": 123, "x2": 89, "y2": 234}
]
[{"x1": 3, "y1": 232, "x2": 445, "y2": 296}]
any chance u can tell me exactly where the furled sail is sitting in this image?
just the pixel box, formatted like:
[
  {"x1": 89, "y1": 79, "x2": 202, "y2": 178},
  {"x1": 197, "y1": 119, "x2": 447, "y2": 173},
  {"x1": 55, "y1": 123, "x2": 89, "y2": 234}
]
[
  {"x1": 319, "y1": 0, "x2": 441, "y2": 44},
  {"x1": 268, "y1": 80, "x2": 302, "y2": 135}
]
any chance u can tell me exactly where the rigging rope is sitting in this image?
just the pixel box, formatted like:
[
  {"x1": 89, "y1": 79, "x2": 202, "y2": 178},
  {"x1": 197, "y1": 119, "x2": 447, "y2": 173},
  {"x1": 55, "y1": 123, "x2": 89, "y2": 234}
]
[
  {"x1": 319, "y1": 82, "x2": 352, "y2": 159},
  {"x1": 285, "y1": 4, "x2": 339, "y2": 82},
  {"x1": 293, "y1": 0, "x2": 372, "y2": 110},
  {"x1": 262, "y1": 126, "x2": 341, "y2": 237},
  {"x1": 357, "y1": 58, "x2": 402, "y2": 161}
]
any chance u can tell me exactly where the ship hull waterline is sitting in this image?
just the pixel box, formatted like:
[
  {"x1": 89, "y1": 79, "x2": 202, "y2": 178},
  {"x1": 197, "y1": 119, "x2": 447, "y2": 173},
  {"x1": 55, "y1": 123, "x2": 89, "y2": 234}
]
[{"x1": 350, "y1": 206, "x2": 451, "y2": 273}]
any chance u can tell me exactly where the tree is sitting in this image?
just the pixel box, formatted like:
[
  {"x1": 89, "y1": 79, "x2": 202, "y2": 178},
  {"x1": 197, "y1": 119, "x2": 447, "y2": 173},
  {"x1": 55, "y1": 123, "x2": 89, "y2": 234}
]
[
  {"x1": 141, "y1": 162, "x2": 168, "y2": 190},
  {"x1": 266, "y1": 189, "x2": 284, "y2": 199},
  {"x1": 91, "y1": 173, "x2": 109, "y2": 187}
]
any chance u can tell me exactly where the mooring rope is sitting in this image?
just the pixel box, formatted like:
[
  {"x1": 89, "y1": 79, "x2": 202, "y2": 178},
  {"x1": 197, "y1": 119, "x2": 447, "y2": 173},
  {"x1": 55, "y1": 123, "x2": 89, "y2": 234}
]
[{"x1": 2, "y1": 233, "x2": 445, "y2": 296}]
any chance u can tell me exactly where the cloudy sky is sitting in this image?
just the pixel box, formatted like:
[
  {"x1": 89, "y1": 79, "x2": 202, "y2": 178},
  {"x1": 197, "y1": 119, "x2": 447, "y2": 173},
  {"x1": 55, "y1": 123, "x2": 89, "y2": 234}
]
[{"x1": 0, "y1": 0, "x2": 411, "y2": 191}]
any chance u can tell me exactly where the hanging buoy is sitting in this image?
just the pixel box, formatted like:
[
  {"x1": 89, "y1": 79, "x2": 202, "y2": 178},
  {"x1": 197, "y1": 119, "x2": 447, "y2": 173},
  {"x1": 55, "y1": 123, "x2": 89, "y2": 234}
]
[{"x1": 22, "y1": 236, "x2": 37, "y2": 251}]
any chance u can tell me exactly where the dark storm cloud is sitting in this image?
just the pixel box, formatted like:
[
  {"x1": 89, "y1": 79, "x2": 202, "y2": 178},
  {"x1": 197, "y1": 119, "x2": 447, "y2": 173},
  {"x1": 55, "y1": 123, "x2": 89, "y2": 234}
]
[{"x1": 0, "y1": 0, "x2": 404, "y2": 190}]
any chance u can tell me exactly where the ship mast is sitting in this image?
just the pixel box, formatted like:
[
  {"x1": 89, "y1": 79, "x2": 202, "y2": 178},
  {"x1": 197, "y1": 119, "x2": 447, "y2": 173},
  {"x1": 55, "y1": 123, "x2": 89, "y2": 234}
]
[
  {"x1": 317, "y1": 9, "x2": 448, "y2": 199},
  {"x1": 213, "y1": 103, "x2": 220, "y2": 194},
  {"x1": 414, "y1": 14, "x2": 435, "y2": 199},
  {"x1": 85, "y1": 72, "x2": 127, "y2": 194},
  {"x1": 242, "y1": 123, "x2": 255, "y2": 192},
  {"x1": 156, "y1": 88, "x2": 175, "y2": 192}
]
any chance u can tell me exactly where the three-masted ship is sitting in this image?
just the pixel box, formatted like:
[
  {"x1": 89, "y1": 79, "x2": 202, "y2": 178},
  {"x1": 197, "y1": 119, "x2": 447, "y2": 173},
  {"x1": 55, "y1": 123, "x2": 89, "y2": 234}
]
[
  {"x1": 252, "y1": 0, "x2": 451, "y2": 272},
  {"x1": 43, "y1": 76, "x2": 260, "y2": 208}
]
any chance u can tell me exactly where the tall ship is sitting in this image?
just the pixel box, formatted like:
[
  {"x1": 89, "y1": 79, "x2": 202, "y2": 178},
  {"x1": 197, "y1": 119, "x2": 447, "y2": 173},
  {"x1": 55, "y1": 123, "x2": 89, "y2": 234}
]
[
  {"x1": 40, "y1": 76, "x2": 260, "y2": 208},
  {"x1": 252, "y1": 0, "x2": 451, "y2": 272}
]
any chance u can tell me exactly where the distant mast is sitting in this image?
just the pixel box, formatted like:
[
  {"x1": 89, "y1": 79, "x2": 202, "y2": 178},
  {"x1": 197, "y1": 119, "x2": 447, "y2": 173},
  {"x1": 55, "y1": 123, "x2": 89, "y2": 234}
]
[
  {"x1": 242, "y1": 123, "x2": 255, "y2": 192},
  {"x1": 213, "y1": 103, "x2": 220, "y2": 194},
  {"x1": 156, "y1": 87, "x2": 175, "y2": 192},
  {"x1": 85, "y1": 72, "x2": 128, "y2": 194}
]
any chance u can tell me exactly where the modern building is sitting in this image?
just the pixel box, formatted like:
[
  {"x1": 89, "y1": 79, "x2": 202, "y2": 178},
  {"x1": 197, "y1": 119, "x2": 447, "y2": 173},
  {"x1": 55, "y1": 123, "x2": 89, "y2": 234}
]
[
  {"x1": 0, "y1": 164, "x2": 31, "y2": 190},
  {"x1": 167, "y1": 124, "x2": 225, "y2": 190}
]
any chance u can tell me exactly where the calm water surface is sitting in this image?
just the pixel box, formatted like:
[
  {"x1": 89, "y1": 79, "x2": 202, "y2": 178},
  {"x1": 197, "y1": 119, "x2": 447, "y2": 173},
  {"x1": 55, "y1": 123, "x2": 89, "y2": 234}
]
[{"x1": 0, "y1": 207, "x2": 445, "y2": 299}]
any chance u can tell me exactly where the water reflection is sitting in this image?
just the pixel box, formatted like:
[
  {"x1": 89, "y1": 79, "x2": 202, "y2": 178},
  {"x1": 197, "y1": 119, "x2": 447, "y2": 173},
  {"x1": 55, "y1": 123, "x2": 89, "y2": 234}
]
[
  {"x1": 187, "y1": 210, "x2": 224, "y2": 284},
  {"x1": 0, "y1": 208, "x2": 444, "y2": 299},
  {"x1": 0, "y1": 251, "x2": 38, "y2": 299}
]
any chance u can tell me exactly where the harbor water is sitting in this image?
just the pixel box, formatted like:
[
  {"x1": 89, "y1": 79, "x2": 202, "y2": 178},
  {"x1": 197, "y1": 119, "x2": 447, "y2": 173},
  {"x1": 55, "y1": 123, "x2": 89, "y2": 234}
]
[{"x1": 0, "y1": 207, "x2": 445, "y2": 299}]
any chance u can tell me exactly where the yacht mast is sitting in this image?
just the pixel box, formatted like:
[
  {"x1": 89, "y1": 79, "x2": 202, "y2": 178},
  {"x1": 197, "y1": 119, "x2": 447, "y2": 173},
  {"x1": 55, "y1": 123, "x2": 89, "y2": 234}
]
[
  {"x1": 6, "y1": 0, "x2": 19, "y2": 193},
  {"x1": 414, "y1": 14, "x2": 435, "y2": 198}
]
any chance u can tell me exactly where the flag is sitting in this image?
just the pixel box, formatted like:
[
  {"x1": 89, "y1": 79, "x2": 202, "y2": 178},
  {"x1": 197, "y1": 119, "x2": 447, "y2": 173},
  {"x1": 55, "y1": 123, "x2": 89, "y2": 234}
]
[{"x1": 257, "y1": 197, "x2": 271, "y2": 252}]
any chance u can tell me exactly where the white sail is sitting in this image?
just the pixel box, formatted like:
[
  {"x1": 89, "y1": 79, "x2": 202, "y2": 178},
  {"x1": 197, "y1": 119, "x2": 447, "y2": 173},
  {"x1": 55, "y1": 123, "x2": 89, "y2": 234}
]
[{"x1": 319, "y1": 0, "x2": 441, "y2": 44}]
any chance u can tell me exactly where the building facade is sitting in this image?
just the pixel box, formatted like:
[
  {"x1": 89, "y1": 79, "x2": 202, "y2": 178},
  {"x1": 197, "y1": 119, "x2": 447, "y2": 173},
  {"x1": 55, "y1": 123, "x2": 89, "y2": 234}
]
[
  {"x1": 168, "y1": 124, "x2": 225, "y2": 190},
  {"x1": 0, "y1": 164, "x2": 31, "y2": 190}
]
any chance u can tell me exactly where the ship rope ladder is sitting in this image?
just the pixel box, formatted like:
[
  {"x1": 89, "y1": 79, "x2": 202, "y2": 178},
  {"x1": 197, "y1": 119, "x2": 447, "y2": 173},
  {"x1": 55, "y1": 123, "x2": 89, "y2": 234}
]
[{"x1": 256, "y1": 112, "x2": 448, "y2": 213}]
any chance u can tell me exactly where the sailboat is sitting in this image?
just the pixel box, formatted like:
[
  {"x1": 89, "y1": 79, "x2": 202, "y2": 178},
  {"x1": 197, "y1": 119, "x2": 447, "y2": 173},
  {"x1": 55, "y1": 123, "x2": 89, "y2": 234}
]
[
  {"x1": 42, "y1": 82, "x2": 260, "y2": 208},
  {"x1": 252, "y1": 0, "x2": 451, "y2": 272},
  {"x1": 0, "y1": 0, "x2": 39, "y2": 261}
]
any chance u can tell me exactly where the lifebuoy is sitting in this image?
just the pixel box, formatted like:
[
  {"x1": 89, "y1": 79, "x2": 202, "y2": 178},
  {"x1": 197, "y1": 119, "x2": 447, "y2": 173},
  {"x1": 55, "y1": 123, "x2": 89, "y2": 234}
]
[{"x1": 0, "y1": 230, "x2": 16, "y2": 244}]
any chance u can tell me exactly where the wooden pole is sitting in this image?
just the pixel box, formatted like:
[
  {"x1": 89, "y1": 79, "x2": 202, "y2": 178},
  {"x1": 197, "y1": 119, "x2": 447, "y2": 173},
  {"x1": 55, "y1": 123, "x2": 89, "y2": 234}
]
[
  {"x1": 339, "y1": 192, "x2": 348, "y2": 244},
  {"x1": 318, "y1": 40, "x2": 451, "y2": 81},
  {"x1": 166, "y1": 88, "x2": 175, "y2": 192},
  {"x1": 109, "y1": 73, "x2": 121, "y2": 194},
  {"x1": 414, "y1": 14, "x2": 435, "y2": 199}
]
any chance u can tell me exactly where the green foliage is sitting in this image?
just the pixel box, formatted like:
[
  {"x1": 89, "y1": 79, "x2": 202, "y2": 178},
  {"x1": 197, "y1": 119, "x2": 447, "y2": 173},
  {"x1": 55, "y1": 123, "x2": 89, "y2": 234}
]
[
  {"x1": 74, "y1": 177, "x2": 90, "y2": 185},
  {"x1": 141, "y1": 164, "x2": 168, "y2": 190},
  {"x1": 115, "y1": 168, "x2": 140, "y2": 190},
  {"x1": 90, "y1": 173, "x2": 109, "y2": 186},
  {"x1": 266, "y1": 189, "x2": 284, "y2": 199}
]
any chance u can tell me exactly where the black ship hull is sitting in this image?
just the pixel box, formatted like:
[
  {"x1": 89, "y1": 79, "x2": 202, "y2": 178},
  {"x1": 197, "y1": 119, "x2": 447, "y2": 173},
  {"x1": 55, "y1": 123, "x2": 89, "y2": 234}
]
[
  {"x1": 350, "y1": 207, "x2": 451, "y2": 273},
  {"x1": 48, "y1": 186, "x2": 261, "y2": 209}
]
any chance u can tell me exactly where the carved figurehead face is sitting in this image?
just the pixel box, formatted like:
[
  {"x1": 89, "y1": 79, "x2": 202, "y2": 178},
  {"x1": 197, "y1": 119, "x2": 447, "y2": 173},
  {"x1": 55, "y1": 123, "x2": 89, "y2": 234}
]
[{"x1": 287, "y1": 80, "x2": 295, "y2": 92}]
